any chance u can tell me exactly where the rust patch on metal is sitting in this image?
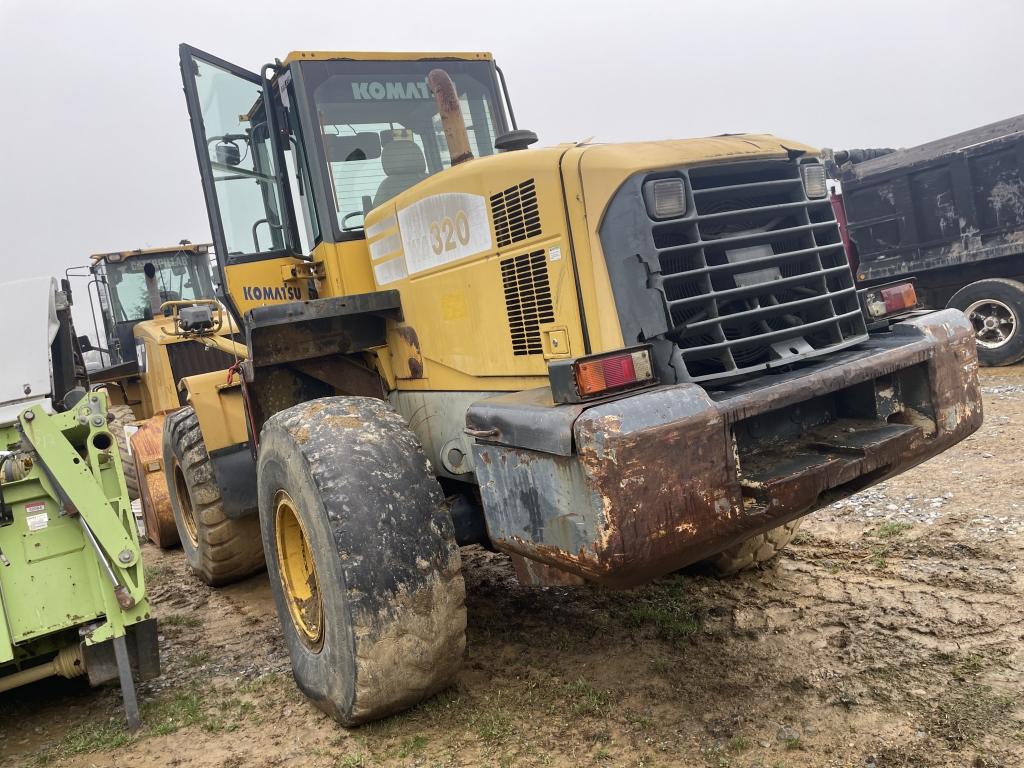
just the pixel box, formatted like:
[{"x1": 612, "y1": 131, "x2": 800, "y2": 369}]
[
  {"x1": 393, "y1": 326, "x2": 424, "y2": 379},
  {"x1": 131, "y1": 413, "x2": 178, "y2": 548},
  {"x1": 482, "y1": 311, "x2": 983, "y2": 588},
  {"x1": 395, "y1": 325, "x2": 421, "y2": 354}
]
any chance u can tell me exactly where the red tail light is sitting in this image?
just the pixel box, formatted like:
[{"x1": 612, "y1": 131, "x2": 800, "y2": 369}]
[
  {"x1": 574, "y1": 349, "x2": 654, "y2": 398},
  {"x1": 863, "y1": 280, "x2": 919, "y2": 320},
  {"x1": 881, "y1": 283, "x2": 917, "y2": 314}
]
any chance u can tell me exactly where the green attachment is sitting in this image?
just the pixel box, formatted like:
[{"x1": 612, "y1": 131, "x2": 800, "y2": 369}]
[{"x1": 0, "y1": 389, "x2": 151, "y2": 668}]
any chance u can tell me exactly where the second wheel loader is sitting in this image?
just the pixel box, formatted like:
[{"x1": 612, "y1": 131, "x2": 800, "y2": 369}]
[{"x1": 70, "y1": 244, "x2": 257, "y2": 564}]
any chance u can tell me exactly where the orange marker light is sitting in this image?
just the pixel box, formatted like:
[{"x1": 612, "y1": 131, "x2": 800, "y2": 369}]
[{"x1": 880, "y1": 283, "x2": 917, "y2": 313}]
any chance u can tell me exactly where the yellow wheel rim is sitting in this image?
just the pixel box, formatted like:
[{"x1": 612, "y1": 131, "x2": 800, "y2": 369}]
[
  {"x1": 173, "y1": 463, "x2": 199, "y2": 548},
  {"x1": 274, "y1": 490, "x2": 324, "y2": 651}
]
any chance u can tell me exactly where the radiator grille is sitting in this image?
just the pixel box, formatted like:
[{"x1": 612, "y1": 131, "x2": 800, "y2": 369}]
[
  {"x1": 501, "y1": 250, "x2": 554, "y2": 355},
  {"x1": 490, "y1": 179, "x2": 541, "y2": 248},
  {"x1": 651, "y1": 161, "x2": 867, "y2": 381}
]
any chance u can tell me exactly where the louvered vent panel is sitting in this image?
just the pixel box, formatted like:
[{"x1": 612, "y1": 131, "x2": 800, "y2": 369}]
[
  {"x1": 501, "y1": 250, "x2": 554, "y2": 355},
  {"x1": 490, "y1": 179, "x2": 542, "y2": 247},
  {"x1": 649, "y1": 161, "x2": 868, "y2": 381}
]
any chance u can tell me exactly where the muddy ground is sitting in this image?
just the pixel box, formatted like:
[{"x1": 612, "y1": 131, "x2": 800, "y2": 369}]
[{"x1": 3, "y1": 367, "x2": 1023, "y2": 768}]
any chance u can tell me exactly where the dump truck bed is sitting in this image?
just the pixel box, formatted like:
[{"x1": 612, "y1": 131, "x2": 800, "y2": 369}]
[{"x1": 842, "y1": 114, "x2": 1024, "y2": 287}]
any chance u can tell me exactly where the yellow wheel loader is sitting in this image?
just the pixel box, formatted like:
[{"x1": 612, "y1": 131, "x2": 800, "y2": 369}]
[
  {"x1": 68, "y1": 245, "x2": 250, "y2": 559},
  {"x1": 172, "y1": 45, "x2": 982, "y2": 724}
]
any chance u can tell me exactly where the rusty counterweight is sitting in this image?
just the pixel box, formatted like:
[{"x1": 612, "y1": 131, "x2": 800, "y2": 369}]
[{"x1": 471, "y1": 310, "x2": 982, "y2": 587}]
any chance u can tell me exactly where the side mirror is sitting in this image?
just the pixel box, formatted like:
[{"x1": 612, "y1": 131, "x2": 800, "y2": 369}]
[
  {"x1": 77, "y1": 335, "x2": 93, "y2": 352},
  {"x1": 216, "y1": 140, "x2": 242, "y2": 166}
]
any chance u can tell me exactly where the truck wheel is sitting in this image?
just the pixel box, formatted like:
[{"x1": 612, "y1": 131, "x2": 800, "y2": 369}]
[
  {"x1": 708, "y1": 519, "x2": 802, "y2": 576},
  {"x1": 947, "y1": 278, "x2": 1024, "y2": 366},
  {"x1": 108, "y1": 405, "x2": 140, "y2": 501},
  {"x1": 163, "y1": 406, "x2": 264, "y2": 586},
  {"x1": 258, "y1": 397, "x2": 466, "y2": 725}
]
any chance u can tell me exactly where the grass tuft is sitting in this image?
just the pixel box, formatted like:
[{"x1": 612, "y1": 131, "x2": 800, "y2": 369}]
[
  {"x1": 873, "y1": 521, "x2": 913, "y2": 539},
  {"x1": 621, "y1": 576, "x2": 703, "y2": 646}
]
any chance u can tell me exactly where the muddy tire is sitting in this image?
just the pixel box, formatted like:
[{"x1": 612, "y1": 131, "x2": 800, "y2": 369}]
[
  {"x1": 164, "y1": 406, "x2": 264, "y2": 586},
  {"x1": 708, "y1": 519, "x2": 802, "y2": 576},
  {"x1": 108, "y1": 405, "x2": 140, "y2": 501},
  {"x1": 258, "y1": 396, "x2": 466, "y2": 725},
  {"x1": 947, "y1": 278, "x2": 1024, "y2": 366}
]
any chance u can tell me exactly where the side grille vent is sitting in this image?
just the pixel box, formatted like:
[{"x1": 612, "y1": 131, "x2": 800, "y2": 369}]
[
  {"x1": 501, "y1": 250, "x2": 554, "y2": 355},
  {"x1": 491, "y1": 179, "x2": 541, "y2": 247}
]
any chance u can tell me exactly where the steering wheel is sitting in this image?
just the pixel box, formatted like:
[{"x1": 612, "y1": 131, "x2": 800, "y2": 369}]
[{"x1": 342, "y1": 211, "x2": 365, "y2": 231}]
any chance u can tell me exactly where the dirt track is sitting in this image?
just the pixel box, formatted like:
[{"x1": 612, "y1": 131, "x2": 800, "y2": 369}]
[{"x1": 3, "y1": 368, "x2": 1023, "y2": 768}]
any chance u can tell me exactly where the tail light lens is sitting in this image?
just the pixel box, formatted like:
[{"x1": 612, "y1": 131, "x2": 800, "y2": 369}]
[
  {"x1": 549, "y1": 346, "x2": 656, "y2": 403},
  {"x1": 862, "y1": 280, "x2": 919, "y2": 320}
]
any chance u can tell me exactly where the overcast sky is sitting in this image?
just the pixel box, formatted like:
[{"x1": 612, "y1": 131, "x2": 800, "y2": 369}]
[{"x1": 1, "y1": 0, "x2": 1020, "y2": 294}]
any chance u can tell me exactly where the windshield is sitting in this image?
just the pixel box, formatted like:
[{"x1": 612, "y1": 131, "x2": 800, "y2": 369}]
[
  {"x1": 297, "y1": 59, "x2": 506, "y2": 235},
  {"x1": 96, "y1": 252, "x2": 217, "y2": 323}
]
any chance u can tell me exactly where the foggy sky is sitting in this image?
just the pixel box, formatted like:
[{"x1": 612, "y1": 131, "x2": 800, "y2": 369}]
[{"x1": 1, "y1": 0, "x2": 1020, "y2": 293}]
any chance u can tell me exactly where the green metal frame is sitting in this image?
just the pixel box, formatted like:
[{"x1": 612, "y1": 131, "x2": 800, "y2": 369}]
[{"x1": 0, "y1": 391, "x2": 150, "y2": 666}]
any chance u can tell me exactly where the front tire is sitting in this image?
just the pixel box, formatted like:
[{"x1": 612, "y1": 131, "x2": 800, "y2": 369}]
[
  {"x1": 163, "y1": 406, "x2": 264, "y2": 586},
  {"x1": 947, "y1": 278, "x2": 1024, "y2": 366},
  {"x1": 258, "y1": 397, "x2": 466, "y2": 725}
]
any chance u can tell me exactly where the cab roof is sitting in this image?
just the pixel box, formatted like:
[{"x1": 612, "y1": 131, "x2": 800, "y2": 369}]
[
  {"x1": 282, "y1": 51, "x2": 492, "y2": 65},
  {"x1": 90, "y1": 243, "x2": 212, "y2": 264}
]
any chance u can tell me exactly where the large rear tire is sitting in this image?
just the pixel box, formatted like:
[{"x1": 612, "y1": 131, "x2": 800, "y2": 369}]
[
  {"x1": 708, "y1": 519, "x2": 802, "y2": 576},
  {"x1": 108, "y1": 405, "x2": 140, "y2": 501},
  {"x1": 947, "y1": 278, "x2": 1024, "y2": 366},
  {"x1": 258, "y1": 397, "x2": 466, "y2": 725},
  {"x1": 164, "y1": 406, "x2": 264, "y2": 586}
]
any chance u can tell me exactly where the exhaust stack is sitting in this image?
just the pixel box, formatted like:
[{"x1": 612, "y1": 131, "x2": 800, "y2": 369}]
[
  {"x1": 428, "y1": 69, "x2": 473, "y2": 166},
  {"x1": 143, "y1": 262, "x2": 162, "y2": 317}
]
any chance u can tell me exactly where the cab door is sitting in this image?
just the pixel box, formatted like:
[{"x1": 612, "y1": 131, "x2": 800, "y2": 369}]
[{"x1": 179, "y1": 44, "x2": 310, "y2": 320}]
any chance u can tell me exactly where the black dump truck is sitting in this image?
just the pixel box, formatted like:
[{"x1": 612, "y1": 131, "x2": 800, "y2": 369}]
[{"x1": 831, "y1": 114, "x2": 1024, "y2": 365}]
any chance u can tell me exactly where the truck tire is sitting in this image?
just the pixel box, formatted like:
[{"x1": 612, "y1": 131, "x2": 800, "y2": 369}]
[
  {"x1": 258, "y1": 397, "x2": 466, "y2": 725},
  {"x1": 163, "y1": 406, "x2": 264, "y2": 586},
  {"x1": 108, "y1": 405, "x2": 140, "y2": 501},
  {"x1": 708, "y1": 519, "x2": 802, "y2": 576},
  {"x1": 947, "y1": 278, "x2": 1024, "y2": 366}
]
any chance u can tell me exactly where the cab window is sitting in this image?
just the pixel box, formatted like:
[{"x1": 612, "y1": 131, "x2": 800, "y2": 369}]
[
  {"x1": 298, "y1": 59, "x2": 506, "y2": 237},
  {"x1": 97, "y1": 253, "x2": 216, "y2": 322}
]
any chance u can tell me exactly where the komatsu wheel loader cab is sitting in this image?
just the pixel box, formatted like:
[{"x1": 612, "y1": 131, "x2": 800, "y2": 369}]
[{"x1": 178, "y1": 44, "x2": 982, "y2": 724}]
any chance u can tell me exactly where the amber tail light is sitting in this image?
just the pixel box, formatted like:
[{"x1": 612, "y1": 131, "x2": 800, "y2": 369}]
[{"x1": 549, "y1": 346, "x2": 657, "y2": 404}]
